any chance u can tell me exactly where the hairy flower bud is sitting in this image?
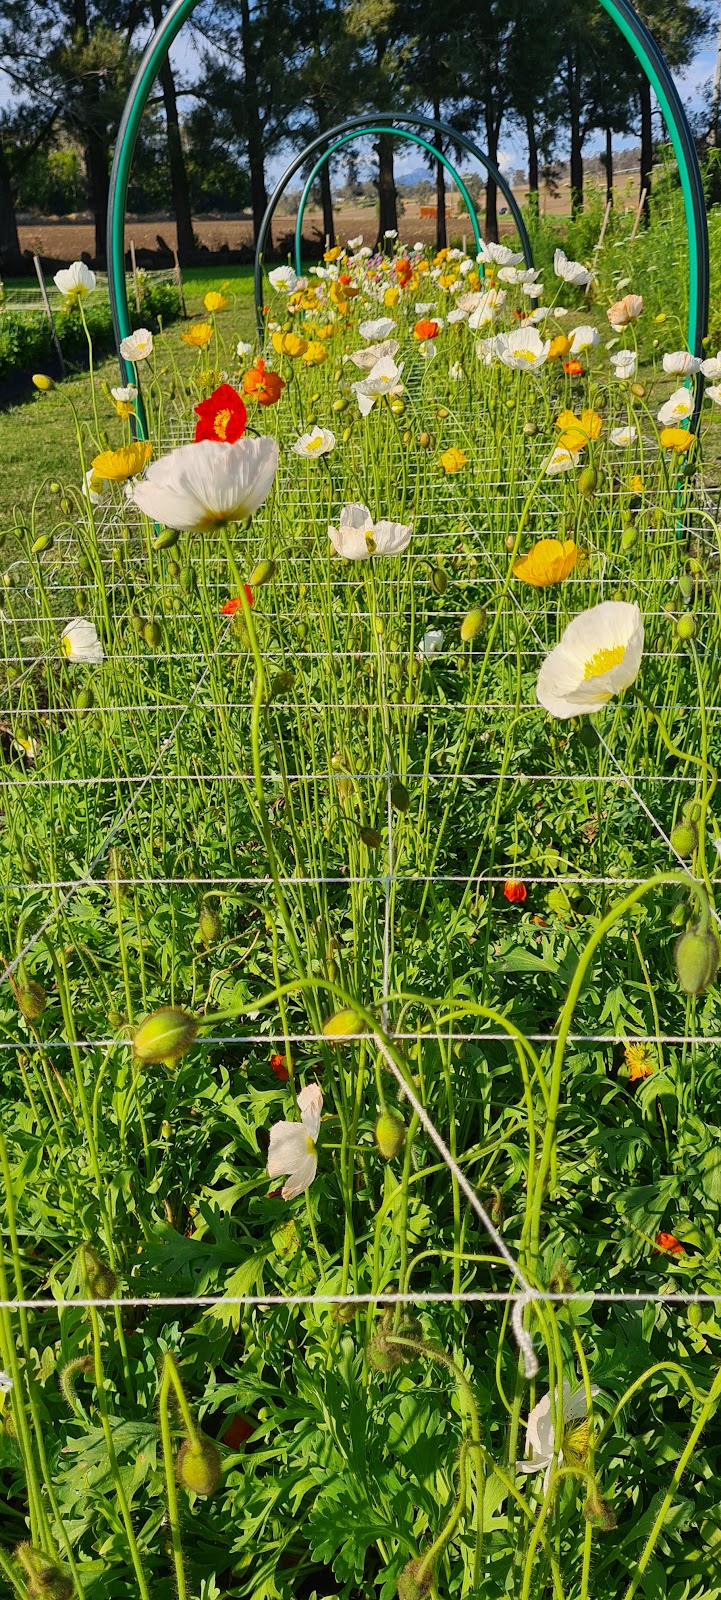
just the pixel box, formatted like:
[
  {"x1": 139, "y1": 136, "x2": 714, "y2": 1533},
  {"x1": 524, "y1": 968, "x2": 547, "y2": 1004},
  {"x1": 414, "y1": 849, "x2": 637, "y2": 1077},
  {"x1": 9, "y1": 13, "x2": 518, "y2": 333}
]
[
  {"x1": 322, "y1": 1008, "x2": 364, "y2": 1040},
  {"x1": 431, "y1": 566, "x2": 448, "y2": 595},
  {"x1": 17, "y1": 980, "x2": 46, "y2": 1022},
  {"x1": 176, "y1": 1436, "x2": 222, "y2": 1497},
  {"x1": 390, "y1": 780, "x2": 410, "y2": 813},
  {"x1": 143, "y1": 619, "x2": 163, "y2": 649},
  {"x1": 250, "y1": 558, "x2": 276, "y2": 586},
  {"x1": 396, "y1": 1556, "x2": 433, "y2": 1600},
  {"x1": 132, "y1": 1006, "x2": 198, "y2": 1066},
  {"x1": 460, "y1": 607, "x2": 486, "y2": 643},
  {"x1": 578, "y1": 466, "x2": 598, "y2": 497},
  {"x1": 152, "y1": 526, "x2": 180, "y2": 551},
  {"x1": 15, "y1": 1544, "x2": 72, "y2": 1600},
  {"x1": 198, "y1": 904, "x2": 221, "y2": 945},
  {"x1": 670, "y1": 820, "x2": 698, "y2": 858},
  {"x1": 582, "y1": 1482, "x2": 616, "y2": 1530},
  {"x1": 674, "y1": 926, "x2": 719, "y2": 995},
  {"x1": 375, "y1": 1111, "x2": 405, "y2": 1160},
  {"x1": 676, "y1": 614, "x2": 696, "y2": 642},
  {"x1": 79, "y1": 1244, "x2": 117, "y2": 1300}
]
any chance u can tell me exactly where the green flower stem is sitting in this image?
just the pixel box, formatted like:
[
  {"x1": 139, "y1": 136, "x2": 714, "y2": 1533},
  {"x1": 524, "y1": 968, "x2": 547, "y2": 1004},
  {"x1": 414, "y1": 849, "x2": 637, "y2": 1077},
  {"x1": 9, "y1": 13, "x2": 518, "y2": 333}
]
[
  {"x1": 158, "y1": 1358, "x2": 188, "y2": 1600},
  {"x1": 88, "y1": 1306, "x2": 150, "y2": 1600},
  {"x1": 622, "y1": 1363, "x2": 721, "y2": 1600}
]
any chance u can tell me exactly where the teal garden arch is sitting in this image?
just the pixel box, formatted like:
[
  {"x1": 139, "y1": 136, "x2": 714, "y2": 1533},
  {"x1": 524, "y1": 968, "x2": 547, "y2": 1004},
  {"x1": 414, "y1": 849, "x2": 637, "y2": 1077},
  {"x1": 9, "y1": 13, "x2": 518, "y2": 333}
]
[{"x1": 107, "y1": 0, "x2": 709, "y2": 424}]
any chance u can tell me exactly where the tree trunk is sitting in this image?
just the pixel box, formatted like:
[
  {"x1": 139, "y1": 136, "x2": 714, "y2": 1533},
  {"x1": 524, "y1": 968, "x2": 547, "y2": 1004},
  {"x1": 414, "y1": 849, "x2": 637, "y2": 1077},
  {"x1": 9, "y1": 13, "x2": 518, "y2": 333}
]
[
  {"x1": 239, "y1": 0, "x2": 271, "y2": 248},
  {"x1": 85, "y1": 129, "x2": 110, "y2": 262},
  {"x1": 526, "y1": 110, "x2": 539, "y2": 196},
  {"x1": 376, "y1": 133, "x2": 398, "y2": 245},
  {"x1": 0, "y1": 136, "x2": 21, "y2": 268},
  {"x1": 433, "y1": 96, "x2": 446, "y2": 250},
  {"x1": 319, "y1": 157, "x2": 335, "y2": 248},
  {"x1": 484, "y1": 103, "x2": 499, "y2": 243},
  {"x1": 604, "y1": 123, "x2": 613, "y2": 207},
  {"x1": 150, "y1": 0, "x2": 194, "y2": 262},
  {"x1": 639, "y1": 76, "x2": 652, "y2": 222}
]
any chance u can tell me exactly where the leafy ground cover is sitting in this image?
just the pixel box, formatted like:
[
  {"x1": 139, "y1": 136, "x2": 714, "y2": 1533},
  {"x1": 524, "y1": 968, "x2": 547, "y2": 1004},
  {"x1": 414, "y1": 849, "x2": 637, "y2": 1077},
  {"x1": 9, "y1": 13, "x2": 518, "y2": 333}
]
[{"x1": 0, "y1": 229, "x2": 720, "y2": 1600}]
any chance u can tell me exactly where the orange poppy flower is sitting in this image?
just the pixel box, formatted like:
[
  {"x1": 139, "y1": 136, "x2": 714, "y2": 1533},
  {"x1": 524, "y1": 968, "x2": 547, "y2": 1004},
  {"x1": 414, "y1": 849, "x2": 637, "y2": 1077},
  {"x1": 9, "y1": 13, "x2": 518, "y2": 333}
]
[
  {"x1": 221, "y1": 585, "x2": 254, "y2": 615},
  {"x1": 654, "y1": 1232, "x2": 685, "y2": 1255},
  {"x1": 270, "y1": 1052, "x2": 290, "y2": 1082},
  {"x1": 413, "y1": 318, "x2": 440, "y2": 341},
  {"x1": 242, "y1": 358, "x2": 285, "y2": 406},
  {"x1": 563, "y1": 359, "x2": 584, "y2": 376},
  {"x1": 504, "y1": 880, "x2": 527, "y2": 904},
  {"x1": 396, "y1": 257, "x2": 412, "y2": 287},
  {"x1": 194, "y1": 383, "x2": 247, "y2": 443}
]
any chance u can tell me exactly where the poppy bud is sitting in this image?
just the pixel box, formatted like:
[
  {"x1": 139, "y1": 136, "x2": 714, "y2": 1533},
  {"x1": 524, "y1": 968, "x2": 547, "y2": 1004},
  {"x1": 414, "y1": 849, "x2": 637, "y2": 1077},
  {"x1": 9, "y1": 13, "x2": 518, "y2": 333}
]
[
  {"x1": 332, "y1": 397, "x2": 348, "y2": 412},
  {"x1": 460, "y1": 607, "x2": 485, "y2": 643},
  {"x1": 582, "y1": 1483, "x2": 616, "y2": 1531},
  {"x1": 180, "y1": 566, "x2": 197, "y2": 593},
  {"x1": 674, "y1": 926, "x2": 718, "y2": 995},
  {"x1": 17, "y1": 978, "x2": 46, "y2": 1021},
  {"x1": 419, "y1": 431, "x2": 432, "y2": 449},
  {"x1": 176, "y1": 1436, "x2": 222, "y2": 1497},
  {"x1": 677, "y1": 614, "x2": 696, "y2": 642},
  {"x1": 250, "y1": 558, "x2": 276, "y2": 586},
  {"x1": 143, "y1": 620, "x2": 163, "y2": 649},
  {"x1": 670, "y1": 820, "x2": 697, "y2": 857},
  {"x1": 390, "y1": 780, "x2": 410, "y2": 812},
  {"x1": 375, "y1": 1111, "x2": 405, "y2": 1159},
  {"x1": 342, "y1": 426, "x2": 352, "y2": 442},
  {"x1": 79, "y1": 1244, "x2": 118, "y2": 1300},
  {"x1": 389, "y1": 399, "x2": 405, "y2": 415},
  {"x1": 431, "y1": 567, "x2": 447, "y2": 595},
  {"x1": 333, "y1": 1301, "x2": 356, "y2": 1324},
  {"x1": 621, "y1": 527, "x2": 638, "y2": 551},
  {"x1": 523, "y1": 420, "x2": 538, "y2": 437},
  {"x1": 198, "y1": 904, "x2": 221, "y2": 945},
  {"x1": 152, "y1": 526, "x2": 180, "y2": 551},
  {"x1": 679, "y1": 574, "x2": 694, "y2": 601},
  {"x1": 631, "y1": 381, "x2": 646, "y2": 398},
  {"x1": 32, "y1": 533, "x2": 54, "y2": 554},
  {"x1": 322, "y1": 1008, "x2": 364, "y2": 1040},
  {"x1": 132, "y1": 1006, "x2": 198, "y2": 1066},
  {"x1": 578, "y1": 466, "x2": 598, "y2": 496},
  {"x1": 15, "y1": 1544, "x2": 72, "y2": 1599},
  {"x1": 359, "y1": 825, "x2": 381, "y2": 848},
  {"x1": 75, "y1": 687, "x2": 94, "y2": 713},
  {"x1": 396, "y1": 1556, "x2": 433, "y2": 1600},
  {"x1": 107, "y1": 847, "x2": 127, "y2": 902}
]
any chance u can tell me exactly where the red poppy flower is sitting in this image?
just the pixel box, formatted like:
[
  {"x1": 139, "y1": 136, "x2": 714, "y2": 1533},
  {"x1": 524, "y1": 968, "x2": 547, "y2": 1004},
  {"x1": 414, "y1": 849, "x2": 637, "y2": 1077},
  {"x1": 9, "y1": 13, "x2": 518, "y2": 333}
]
[
  {"x1": 504, "y1": 880, "x2": 527, "y2": 904},
  {"x1": 563, "y1": 360, "x2": 584, "y2": 376},
  {"x1": 270, "y1": 1052, "x2": 290, "y2": 1082},
  {"x1": 413, "y1": 318, "x2": 440, "y2": 341},
  {"x1": 221, "y1": 584, "x2": 254, "y2": 615},
  {"x1": 654, "y1": 1231, "x2": 685, "y2": 1255},
  {"x1": 194, "y1": 382, "x2": 247, "y2": 443},
  {"x1": 222, "y1": 1414, "x2": 254, "y2": 1448}
]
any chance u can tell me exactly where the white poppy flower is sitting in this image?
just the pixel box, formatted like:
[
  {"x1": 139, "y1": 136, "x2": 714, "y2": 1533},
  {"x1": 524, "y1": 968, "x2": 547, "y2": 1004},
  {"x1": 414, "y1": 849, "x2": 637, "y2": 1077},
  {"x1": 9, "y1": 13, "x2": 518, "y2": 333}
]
[
  {"x1": 700, "y1": 352, "x2": 721, "y2": 379},
  {"x1": 459, "y1": 257, "x2": 473, "y2": 276},
  {"x1": 478, "y1": 241, "x2": 523, "y2": 267},
  {"x1": 545, "y1": 446, "x2": 580, "y2": 476},
  {"x1": 607, "y1": 294, "x2": 643, "y2": 329},
  {"x1": 60, "y1": 617, "x2": 104, "y2": 664},
  {"x1": 413, "y1": 240, "x2": 424, "y2": 252},
  {"x1": 236, "y1": 340, "x2": 253, "y2": 358},
  {"x1": 447, "y1": 308, "x2": 468, "y2": 324},
  {"x1": 498, "y1": 265, "x2": 540, "y2": 286},
  {"x1": 415, "y1": 301, "x2": 434, "y2": 314},
  {"x1": 384, "y1": 229, "x2": 398, "y2": 240},
  {"x1": 267, "y1": 1083, "x2": 323, "y2": 1201},
  {"x1": 348, "y1": 338, "x2": 399, "y2": 370},
  {"x1": 359, "y1": 317, "x2": 396, "y2": 341},
  {"x1": 110, "y1": 384, "x2": 138, "y2": 403},
  {"x1": 662, "y1": 351, "x2": 701, "y2": 376},
  {"x1": 347, "y1": 234, "x2": 364, "y2": 250},
  {"x1": 609, "y1": 425, "x2": 638, "y2": 446},
  {"x1": 268, "y1": 265, "x2": 298, "y2": 293},
  {"x1": 457, "y1": 291, "x2": 483, "y2": 313},
  {"x1": 119, "y1": 328, "x2": 154, "y2": 362},
  {"x1": 416, "y1": 627, "x2": 444, "y2": 660},
  {"x1": 475, "y1": 335, "x2": 499, "y2": 366},
  {"x1": 449, "y1": 362, "x2": 465, "y2": 381},
  {"x1": 610, "y1": 349, "x2": 637, "y2": 380},
  {"x1": 54, "y1": 260, "x2": 96, "y2": 298},
  {"x1": 705, "y1": 384, "x2": 721, "y2": 405},
  {"x1": 569, "y1": 324, "x2": 600, "y2": 355},
  {"x1": 468, "y1": 289, "x2": 506, "y2": 329},
  {"x1": 328, "y1": 503, "x2": 412, "y2": 560},
  {"x1": 351, "y1": 356, "x2": 404, "y2": 416},
  {"x1": 131, "y1": 437, "x2": 278, "y2": 532},
  {"x1": 537, "y1": 600, "x2": 644, "y2": 719},
  {"x1": 517, "y1": 1379, "x2": 600, "y2": 1491},
  {"x1": 553, "y1": 249, "x2": 592, "y2": 288},
  {"x1": 82, "y1": 468, "x2": 109, "y2": 507},
  {"x1": 657, "y1": 387, "x2": 694, "y2": 426},
  {"x1": 0, "y1": 1372, "x2": 12, "y2": 1393},
  {"x1": 496, "y1": 327, "x2": 550, "y2": 370},
  {"x1": 522, "y1": 306, "x2": 550, "y2": 325},
  {"x1": 523, "y1": 281, "x2": 545, "y2": 299},
  {"x1": 293, "y1": 426, "x2": 335, "y2": 458}
]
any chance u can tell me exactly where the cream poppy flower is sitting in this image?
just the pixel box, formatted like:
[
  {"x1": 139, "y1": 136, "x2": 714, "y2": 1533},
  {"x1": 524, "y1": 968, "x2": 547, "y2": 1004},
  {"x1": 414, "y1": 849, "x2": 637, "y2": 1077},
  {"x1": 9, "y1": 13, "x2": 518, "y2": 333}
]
[
  {"x1": 349, "y1": 338, "x2": 399, "y2": 370},
  {"x1": 293, "y1": 426, "x2": 335, "y2": 458},
  {"x1": 545, "y1": 446, "x2": 579, "y2": 475},
  {"x1": 60, "y1": 617, "x2": 104, "y2": 664},
  {"x1": 267, "y1": 1083, "x2": 323, "y2": 1201},
  {"x1": 517, "y1": 1379, "x2": 600, "y2": 1491},
  {"x1": 523, "y1": 281, "x2": 545, "y2": 300},
  {"x1": 610, "y1": 349, "x2": 637, "y2": 380},
  {"x1": 607, "y1": 294, "x2": 643, "y2": 329},
  {"x1": 54, "y1": 260, "x2": 96, "y2": 298},
  {"x1": 351, "y1": 356, "x2": 404, "y2": 416},
  {"x1": 475, "y1": 335, "x2": 499, "y2": 366},
  {"x1": 236, "y1": 340, "x2": 253, "y2": 359},
  {"x1": 347, "y1": 233, "x2": 364, "y2": 250},
  {"x1": 359, "y1": 317, "x2": 396, "y2": 340},
  {"x1": 496, "y1": 327, "x2": 550, "y2": 370},
  {"x1": 657, "y1": 387, "x2": 694, "y2": 426},
  {"x1": 468, "y1": 289, "x2": 506, "y2": 329},
  {"x1": 457, "y1": 291, "x2": 484, "y2": 313},
  {"x1": 705, "y1": 384, "x2": 721, "y2": 406},
  {"x1": 119, "y1": 328, "x2": 154, "y2": 362},
  {"x1": 417, "y1": 627, "x2": 444, "y2": 660},
  {"x1": 449, "y1": 361, "x2": 465, "y2": 381},
  {"x1": 553, "y1": 249, "x2": 592, "y2": 288},
  {"x1": 268, "y1": 265, "x2": 298, "y2": 293},
  {"x1": 610, "y1": 425, "x2": 638, "y2": 446},
  {"x1": 131, "y1": 437, "x2": 278, "y2": 531},
  {"x1": 569, "y1": 324, "x2": 600, "y2": 355},
  {"x1": 478, "y1": 241, "x2": 523, "y2": 267},
  {"x1": 110, "y1": 384, "x2": 138, "y2": 403},
  {"x1": 447, "y1": 308, "x2": 468, "y2": 324},
  {"x1": 662, "y1": 351, "x2": 702, "y2": 376},
  {"x1": 700, "y1": 352, "x2": 721, "y2": 379},
  {"x1": 537, "y1": 600, "x2": 644, "y2": 719},
  {"x1": 328, "y1": 503, "x2": 412, "y2": 560}
]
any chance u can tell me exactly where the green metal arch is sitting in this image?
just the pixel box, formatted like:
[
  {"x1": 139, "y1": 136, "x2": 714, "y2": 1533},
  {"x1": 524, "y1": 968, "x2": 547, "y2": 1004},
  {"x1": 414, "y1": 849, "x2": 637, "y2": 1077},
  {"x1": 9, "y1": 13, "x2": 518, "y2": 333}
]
[
  {"x1": 107, "y1": 0, "x2": 709, "y2": 429},
  {"x1": 294, "y1": 125, "x2": 484, "y2": 273}
]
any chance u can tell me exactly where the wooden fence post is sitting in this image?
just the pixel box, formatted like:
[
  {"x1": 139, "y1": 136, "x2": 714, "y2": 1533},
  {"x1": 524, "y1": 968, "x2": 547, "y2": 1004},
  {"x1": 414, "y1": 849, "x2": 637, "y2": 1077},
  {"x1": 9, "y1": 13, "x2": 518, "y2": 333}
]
[
  {"x1": 172, "y1": 245, "x2": 187, "y2": 317},
  {"x1": 630, "y1": 188, "x2": 647, "y2": 241},
  {"x1": 129, "y1": 238, "x2": 141, "y2": 313},
  {"x1": 32, "y1": 255, "x2": 66, "y2": 377}
]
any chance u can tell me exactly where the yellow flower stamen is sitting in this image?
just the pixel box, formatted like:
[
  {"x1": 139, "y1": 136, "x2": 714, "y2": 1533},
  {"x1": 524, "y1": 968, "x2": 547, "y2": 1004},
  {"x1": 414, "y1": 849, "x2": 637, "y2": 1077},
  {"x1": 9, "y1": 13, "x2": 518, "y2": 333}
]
[{"x1": 583, "y1": 644, "x2": 625, "y2": 680}]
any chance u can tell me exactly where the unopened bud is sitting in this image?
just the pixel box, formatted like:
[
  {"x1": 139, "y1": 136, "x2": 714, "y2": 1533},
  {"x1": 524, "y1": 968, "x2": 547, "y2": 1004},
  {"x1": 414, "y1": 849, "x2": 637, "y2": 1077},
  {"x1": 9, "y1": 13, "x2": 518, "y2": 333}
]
[
  {"x1": 75, "y1": 687, "x2": 94, "y2": 712},
  {"x1": 578, "y1": 466, "x2": 598, "y2": 497},
  {"x1": 132, "y1": 1006, "x2": 198, "y2": 1066},
  {"x1": 107, "y1": 847, "x2": 127, "y2": 901},
  {"x1": 79, "y1": 1244, "x2": 118, "y2": 1300},
  {"x1": 17, "y1": 980, "x2": 46, "y2": 1022},
  {"x1": 396, "y1": 1556, "x2": 433, "y2": 1600},
  {"x1": 143, "y1": 620, "x2": 163, "y2": 649},
  {"x1": 359, "y1": 825, "x2": 381, "y2": 848},
  {"x1": 460, "y1": 607, "x2": 486, "y2": 643},
  {"x1": 674, "y1": 926, "x2": 718, "y2": 995},
  {"x1": 176, "y1": 1436, "x2": 222, "y2": 1497},
  {"x1": 198, "y1": 904, "x2": 221, "y2": 945},
  {"x1": 676, "y1": 614, "x2": 696, "y2": 642},
  {"x1": 32, "y1": 533, "x2": 54, "y2": 554},
  {"x1": 670, "y1": 820, "x2": 698, "y2": 858},
  {"x1": 582, "y1": 1483, "x2": 616, "y2": 1530},
  {"x1": 322, "y1": 1008, "x2": 364, "y2": 1040},
  {"x1": 250, "y1": 558, "x2": 276, "y2": 586},
  {"x1": 152, "y1": 526, "x2": 180, "y2": 550},
  {"x1": 390, "y1": 780, "x2": 410, "y2": 812},
  {"x1": 375, "y1": 1111, "x2": 405, "y2": 1159},
  {"x1": 15, "y1": 1545, "x2": 72, "y2": 1599},
  {"x1": 180, "y1": 566, "x2": 197, "y2": 593},
  {"x1": 431, "y1": 566, "x2": 448, "y2": 595}
]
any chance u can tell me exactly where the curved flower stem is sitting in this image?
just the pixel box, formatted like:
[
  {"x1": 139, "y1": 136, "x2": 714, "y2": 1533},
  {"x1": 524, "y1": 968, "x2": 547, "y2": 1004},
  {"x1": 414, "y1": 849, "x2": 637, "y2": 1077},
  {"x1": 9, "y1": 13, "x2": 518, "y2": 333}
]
[
  {"x1": 158, "y1": 1356, "x2": 188, "y2": 1600},
  {"x1": 88, "y1": 1307, "x2": 151, "y2": 1600}
]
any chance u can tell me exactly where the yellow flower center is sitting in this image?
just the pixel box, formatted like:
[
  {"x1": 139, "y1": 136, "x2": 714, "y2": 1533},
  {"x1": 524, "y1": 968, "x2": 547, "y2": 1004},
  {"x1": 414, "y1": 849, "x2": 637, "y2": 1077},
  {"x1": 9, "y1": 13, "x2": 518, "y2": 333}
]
[
  {"x1": 563, "y1": 1419, "x2": 590, "y2": 1467},
  {"x1": 60, "y1": 636, "x2": 72, "y2": 657},
  {"x1": 518, "y1": 350, "x2": 537, "y2": 364},
  {"x1": 306, "y1": 1135, "x2": 316, "y2": 1155},
  {"x1": 214, "y1": 409, "x2": 232, "y2": 440},
  {"x1": 306, "y1": 436, "x2": 324, "y2": 452},
  {"x1": 583, "y1": 644, "x2": 625, "y2": 680}
]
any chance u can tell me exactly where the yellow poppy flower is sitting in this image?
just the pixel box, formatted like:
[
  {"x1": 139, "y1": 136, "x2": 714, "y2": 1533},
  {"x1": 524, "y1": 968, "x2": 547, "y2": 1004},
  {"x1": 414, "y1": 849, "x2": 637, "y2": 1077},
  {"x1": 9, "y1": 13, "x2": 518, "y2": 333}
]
[
  {"x1": 204, "y1": 291, "x2": 228, "y2": 312},
  {"x1": 628, "y1": 474, "x2": 645, "y2": 493},
  {"x1": 115, "y1": 400, "x2": 135, "y2": 420},
  {"x1": 417, "y1": 260, "x2": 430, "y2": 274},
  {"x1": 434, "y1": 248, "x2": 449, "y2": 265},
  {"x1": 556, "y1": 408, "x2": 603, "y2": 451},
  {"x1": 302, "y1": 341, "x2": 326, "y2": 366},
  {"x1": 513, "y1": 538, "x2": 577, "y2": 587},
  {"x1": 315, "y1": 322, "x2": 335, "y2": 341},
  {"x1": 324, "y1": 245, "x2": 343, "y2": 262},
  {"x1": 182, "y1": 323, "x2": 213, "y2": 348},
  {"x1": 660, "y1": 426, "x2": 695, "y2": 453},
  {"x1": 439, "y1": 272, "x2": 458, "y2": 289},
  {"x1": 384, "y1": 286, "x2": 400, "y2": 307},
  {"x1": 440, "y1": 447, "x2": 467, "y2": 474},
  {"x1": 91, "y1": 440, "x2": 152, "y2": 481},
  {"x1": 272, "y1": 330, "x2": 308, "y2": 358},
  {"x1": 548, "y1": 335, "x2": 572, "y2": 362}
]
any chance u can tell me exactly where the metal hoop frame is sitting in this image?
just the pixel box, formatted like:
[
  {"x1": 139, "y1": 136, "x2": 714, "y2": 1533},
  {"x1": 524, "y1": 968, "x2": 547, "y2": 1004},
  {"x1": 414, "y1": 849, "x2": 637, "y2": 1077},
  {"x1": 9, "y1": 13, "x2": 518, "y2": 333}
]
[{"x1": 107, "y1": 0, "x2": 709, "y2": 425}]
